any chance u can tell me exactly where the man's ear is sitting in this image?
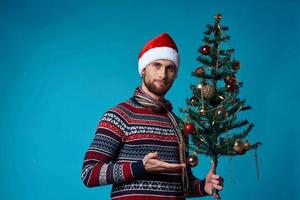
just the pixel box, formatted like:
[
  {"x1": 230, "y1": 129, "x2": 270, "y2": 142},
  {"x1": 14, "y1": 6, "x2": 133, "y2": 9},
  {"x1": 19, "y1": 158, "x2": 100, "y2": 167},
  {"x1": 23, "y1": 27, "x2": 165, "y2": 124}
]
[{"x1": 141, "y1": 69, "x2": 146, "y2": 77}]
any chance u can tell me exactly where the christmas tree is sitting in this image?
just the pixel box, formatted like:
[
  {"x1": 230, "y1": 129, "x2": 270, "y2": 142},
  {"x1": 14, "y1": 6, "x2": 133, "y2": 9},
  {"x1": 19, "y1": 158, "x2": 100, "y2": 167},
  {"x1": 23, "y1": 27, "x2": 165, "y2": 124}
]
[{"x1": 179, "y1": 13, "x2": 261, "y2": 197}]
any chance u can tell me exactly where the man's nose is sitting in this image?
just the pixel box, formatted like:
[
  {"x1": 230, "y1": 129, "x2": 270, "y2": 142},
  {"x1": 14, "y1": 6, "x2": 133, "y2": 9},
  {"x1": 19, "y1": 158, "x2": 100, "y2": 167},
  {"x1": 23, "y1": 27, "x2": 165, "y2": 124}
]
[{"x1": 158, "y1": 67, "x2": 167, "y2": 79}]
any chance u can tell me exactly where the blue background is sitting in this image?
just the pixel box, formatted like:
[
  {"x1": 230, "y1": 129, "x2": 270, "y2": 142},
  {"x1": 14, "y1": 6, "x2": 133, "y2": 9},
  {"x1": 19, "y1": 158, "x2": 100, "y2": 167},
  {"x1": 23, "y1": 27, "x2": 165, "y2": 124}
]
[{"x1": 1, "y1": 0, "x2": 299, "y2": 199}]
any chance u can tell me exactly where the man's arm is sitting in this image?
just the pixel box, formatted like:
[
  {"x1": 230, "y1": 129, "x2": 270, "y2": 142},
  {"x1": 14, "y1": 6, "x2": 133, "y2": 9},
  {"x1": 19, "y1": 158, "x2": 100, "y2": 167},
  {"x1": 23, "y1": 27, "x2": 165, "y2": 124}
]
[{"x1": 81, "y1": 110, "x2": 147, "y2": 187}]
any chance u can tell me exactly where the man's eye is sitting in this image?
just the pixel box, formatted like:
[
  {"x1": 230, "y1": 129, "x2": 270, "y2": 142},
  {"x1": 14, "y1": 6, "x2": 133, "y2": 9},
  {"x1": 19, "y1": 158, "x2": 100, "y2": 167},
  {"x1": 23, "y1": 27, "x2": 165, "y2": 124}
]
[
  {"x1": 153, "y1": 63, "x2": 160, "y2": 68},
  {"x1": 167, "y1": 66, "x2": 176, "y2": 72}
]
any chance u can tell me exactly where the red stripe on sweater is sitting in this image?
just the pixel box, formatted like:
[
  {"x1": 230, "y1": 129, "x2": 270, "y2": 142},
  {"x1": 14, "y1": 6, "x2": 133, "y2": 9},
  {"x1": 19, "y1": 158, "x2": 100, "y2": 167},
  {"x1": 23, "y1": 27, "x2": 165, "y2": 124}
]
[
  {"x1": 85, "y1": 150, "x2": 111, "y2": 162},
  {"x1": 98, "y1": 121, "x2": 126, "y2": 141},
  {"x1": 89, "y1": 163, "x2": 101, "y2": 186},
  {"x1": 122, "y1": 163, "x2": 133, "y2": 180},
  {"x1": 113, "y1": 106, "x2": 171, "y2": 127}
]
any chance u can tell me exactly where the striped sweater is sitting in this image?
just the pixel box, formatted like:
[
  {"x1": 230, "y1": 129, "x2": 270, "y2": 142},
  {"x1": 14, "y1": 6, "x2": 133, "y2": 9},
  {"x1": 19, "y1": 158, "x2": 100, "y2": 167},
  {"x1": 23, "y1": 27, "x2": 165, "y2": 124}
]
[{"x1": 82, "y1": 91, "x2": 208, "y2": 199}]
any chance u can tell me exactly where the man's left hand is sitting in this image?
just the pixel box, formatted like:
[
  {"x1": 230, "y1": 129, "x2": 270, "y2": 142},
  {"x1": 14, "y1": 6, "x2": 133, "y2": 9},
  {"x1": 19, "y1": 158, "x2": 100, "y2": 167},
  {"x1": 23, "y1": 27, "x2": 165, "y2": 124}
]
[{"x1": 204, "y1": 162, "x2": 224, "y2": 199}]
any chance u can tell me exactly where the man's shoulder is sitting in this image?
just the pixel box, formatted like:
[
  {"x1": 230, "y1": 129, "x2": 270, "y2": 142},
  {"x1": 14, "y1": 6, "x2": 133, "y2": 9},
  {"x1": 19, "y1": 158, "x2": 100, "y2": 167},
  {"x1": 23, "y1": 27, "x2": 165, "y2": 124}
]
[{"x1": 102, "y1": 97, "x2": 140, "y2": 116}]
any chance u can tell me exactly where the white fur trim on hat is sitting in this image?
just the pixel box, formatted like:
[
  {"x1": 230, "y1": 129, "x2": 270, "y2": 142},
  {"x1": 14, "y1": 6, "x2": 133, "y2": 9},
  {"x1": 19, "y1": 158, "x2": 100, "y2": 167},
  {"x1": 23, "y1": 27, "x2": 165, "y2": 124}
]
[{"x1": 138, "y1": 47, "x2": 179, "y2": 76}]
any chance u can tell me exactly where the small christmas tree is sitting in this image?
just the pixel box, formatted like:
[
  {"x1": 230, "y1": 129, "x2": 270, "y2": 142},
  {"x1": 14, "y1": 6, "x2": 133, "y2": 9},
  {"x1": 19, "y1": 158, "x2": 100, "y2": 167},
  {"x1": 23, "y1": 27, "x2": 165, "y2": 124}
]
[{"x1": 179, "y1": 13, "x2": 261, "y2": 197}]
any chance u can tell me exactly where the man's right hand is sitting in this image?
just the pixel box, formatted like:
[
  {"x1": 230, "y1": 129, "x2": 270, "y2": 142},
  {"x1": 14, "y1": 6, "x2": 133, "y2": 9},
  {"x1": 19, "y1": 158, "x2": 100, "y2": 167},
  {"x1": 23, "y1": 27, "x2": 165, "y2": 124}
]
[{"x1": 142, "y1": 152, "x2": 186, "y2": 172}]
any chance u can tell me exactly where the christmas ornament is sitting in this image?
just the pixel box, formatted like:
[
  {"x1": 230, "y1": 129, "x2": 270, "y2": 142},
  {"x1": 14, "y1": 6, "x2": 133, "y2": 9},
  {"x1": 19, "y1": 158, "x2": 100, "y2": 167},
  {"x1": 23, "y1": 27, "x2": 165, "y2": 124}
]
[
  {"x1": 227, "y1": 83, "x2": 237, "y2": 92},
  {"x1": 183, "y1": 123, "x2": 196, "y2": 134},
  {"x1": 190, "y1": 96, "x2": 199, "y2": 106},
  {"x1": 196, "y1": 83, "x2": 204, "y2": 90},
  {"x1": 201, "y1": 84, "x2": 216, "y2": 99},
  {"x1": 199, "y1": 109, "x2": 206, "y2": 116},
  {"x1": 195, "y1": 67, "x2": 205, "y2": 75},
  {"x1": 224, "y1": 76, "x2": 236, "y2": 85},
  {"x1": 187, "y1": 155, "x2": 199, "y2": 167},
  {"x1": 233, "y1": 60, "x2": 240, "y2": 70},
  {"x1": 200, "y1": 45, "x2": 211, "y2": 55},
  {"x1": 216, "y1": 107, "x2": 228, "y2": 120},
  {"x1": 214, "y1": 13, "x2": 222, "y2": 20},
  {"x1": 233, "y1": 139, "x2": 246, "y2": 154},
  {"x1": 243, "y1": 141, "x2": 251, "y2": 150}
]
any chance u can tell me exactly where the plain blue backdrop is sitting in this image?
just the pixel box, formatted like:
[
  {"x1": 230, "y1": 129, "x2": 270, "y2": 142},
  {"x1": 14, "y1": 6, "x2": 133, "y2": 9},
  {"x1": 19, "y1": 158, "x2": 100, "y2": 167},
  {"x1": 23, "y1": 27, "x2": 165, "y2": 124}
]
[{"x1": 1, "y1": 0, "x2": 299, "y2": 199}]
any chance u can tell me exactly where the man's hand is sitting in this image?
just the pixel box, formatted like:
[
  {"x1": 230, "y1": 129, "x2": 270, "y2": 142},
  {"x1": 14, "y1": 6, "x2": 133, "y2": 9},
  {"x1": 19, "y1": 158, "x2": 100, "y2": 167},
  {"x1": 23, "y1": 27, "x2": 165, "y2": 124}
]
[
  {"x1": 204, "y1": 162, "x2": 224, "y2": 199},
  {"x1": 143, "y1": 152, "x2": 186, "y2": 172}
]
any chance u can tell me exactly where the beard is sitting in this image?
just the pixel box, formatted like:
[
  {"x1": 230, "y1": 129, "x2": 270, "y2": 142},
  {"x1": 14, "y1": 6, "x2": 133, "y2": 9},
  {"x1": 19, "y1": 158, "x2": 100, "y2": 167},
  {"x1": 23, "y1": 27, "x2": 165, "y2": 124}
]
[{"x1": 143, "y1": 76, "x2": 174, "y2": 97}]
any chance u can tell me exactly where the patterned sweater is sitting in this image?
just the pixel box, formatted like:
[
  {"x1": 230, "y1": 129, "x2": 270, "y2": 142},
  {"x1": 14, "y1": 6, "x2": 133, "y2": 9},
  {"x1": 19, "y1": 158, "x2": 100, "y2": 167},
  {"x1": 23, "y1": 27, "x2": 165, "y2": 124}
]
[{"x1": 82, "y1": 92, "x2": 208, "y2": 199}]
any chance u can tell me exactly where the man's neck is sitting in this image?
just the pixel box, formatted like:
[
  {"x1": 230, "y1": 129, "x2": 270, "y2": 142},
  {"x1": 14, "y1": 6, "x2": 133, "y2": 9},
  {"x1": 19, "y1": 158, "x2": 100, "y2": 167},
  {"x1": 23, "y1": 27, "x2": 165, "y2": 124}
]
[{"x1": 141, "y1": 84, "x2": 164, "y2": 102}]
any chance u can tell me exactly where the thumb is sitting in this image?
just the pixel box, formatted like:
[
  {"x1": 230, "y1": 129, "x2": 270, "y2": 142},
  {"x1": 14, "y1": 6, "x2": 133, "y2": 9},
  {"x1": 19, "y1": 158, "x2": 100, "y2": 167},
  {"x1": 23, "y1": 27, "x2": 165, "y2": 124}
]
[
  {"x1": 143, "y1": 152, "x2": 160, "y2": 166},
  {"x1": 147, "y1": 152, "x2": 160, "y2": 159},
  {"x1": 209, "y1": 161, "x2": 217, "y2": 174}
]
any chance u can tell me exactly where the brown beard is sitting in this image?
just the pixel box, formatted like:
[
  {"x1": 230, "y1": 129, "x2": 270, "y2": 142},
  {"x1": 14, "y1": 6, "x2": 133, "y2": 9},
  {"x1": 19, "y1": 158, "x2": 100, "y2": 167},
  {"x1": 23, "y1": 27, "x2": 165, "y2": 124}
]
[{"x1": 143, "y1": 77, "x2": 173, "y2": 97}]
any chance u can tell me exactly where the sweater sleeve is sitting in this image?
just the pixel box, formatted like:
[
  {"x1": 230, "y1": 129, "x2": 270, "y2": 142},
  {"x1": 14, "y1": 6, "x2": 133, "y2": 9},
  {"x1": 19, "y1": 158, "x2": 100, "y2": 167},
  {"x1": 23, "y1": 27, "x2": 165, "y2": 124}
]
[
  {"x1": 186, "y1": 166, "x2": 208, "y2": 197},
  {"x1": 81, "y1": 110, "x2": 148, "y2": 187}
]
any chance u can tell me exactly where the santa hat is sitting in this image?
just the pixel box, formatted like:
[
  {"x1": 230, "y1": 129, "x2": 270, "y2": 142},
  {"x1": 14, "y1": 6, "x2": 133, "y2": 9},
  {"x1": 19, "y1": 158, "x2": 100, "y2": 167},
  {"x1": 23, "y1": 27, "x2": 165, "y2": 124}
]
[{"x1": 138, "y1": 33, "x2": 179, "y2": 76}]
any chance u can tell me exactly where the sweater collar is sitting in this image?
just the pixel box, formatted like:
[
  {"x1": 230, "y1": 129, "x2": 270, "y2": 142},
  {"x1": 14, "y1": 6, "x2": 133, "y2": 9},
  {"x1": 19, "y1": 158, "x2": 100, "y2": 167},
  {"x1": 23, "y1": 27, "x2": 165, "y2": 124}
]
[{"x1": 133, "y1": 87, "x2": 173, "y2": 113}]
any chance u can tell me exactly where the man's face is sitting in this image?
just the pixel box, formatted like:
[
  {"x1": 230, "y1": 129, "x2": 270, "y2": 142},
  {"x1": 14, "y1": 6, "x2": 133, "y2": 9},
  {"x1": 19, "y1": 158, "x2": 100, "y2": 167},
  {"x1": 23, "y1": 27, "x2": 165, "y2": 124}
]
[{"x1": 142, "y1": 59, "x2": 177, "y2": 97}]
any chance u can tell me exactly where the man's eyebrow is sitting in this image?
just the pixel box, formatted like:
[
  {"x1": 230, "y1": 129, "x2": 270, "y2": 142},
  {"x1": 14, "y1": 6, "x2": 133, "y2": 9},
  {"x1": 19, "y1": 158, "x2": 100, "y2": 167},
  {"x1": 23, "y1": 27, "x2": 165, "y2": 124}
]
[
  {"x1": 166, "y1": 64, "x2": 176, "y2": 68},
  {"x1": 152, "y1": 61, "x2": 162, "y2": 66}
]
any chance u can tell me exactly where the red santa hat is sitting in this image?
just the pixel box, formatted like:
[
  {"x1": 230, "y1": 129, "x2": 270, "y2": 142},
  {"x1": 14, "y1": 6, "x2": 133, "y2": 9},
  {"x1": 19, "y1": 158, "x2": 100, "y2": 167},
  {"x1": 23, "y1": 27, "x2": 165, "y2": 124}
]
[{"x1": 138, "y1": 33, "x2": 179, "y2": 76}]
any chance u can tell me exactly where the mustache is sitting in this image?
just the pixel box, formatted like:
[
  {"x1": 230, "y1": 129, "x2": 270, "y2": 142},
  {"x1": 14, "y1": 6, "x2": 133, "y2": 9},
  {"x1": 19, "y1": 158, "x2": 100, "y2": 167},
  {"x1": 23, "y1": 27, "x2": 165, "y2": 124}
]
[{"x1": 154, "y1": 79, "x2": 170, "y2": 84}]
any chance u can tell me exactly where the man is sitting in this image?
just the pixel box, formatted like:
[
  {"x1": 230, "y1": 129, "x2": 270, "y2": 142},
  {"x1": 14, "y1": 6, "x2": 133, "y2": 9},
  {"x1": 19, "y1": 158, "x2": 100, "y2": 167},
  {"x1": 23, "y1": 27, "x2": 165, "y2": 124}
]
[{"x1": 82, "y1": 33, "x2": 224, "y2": 200}]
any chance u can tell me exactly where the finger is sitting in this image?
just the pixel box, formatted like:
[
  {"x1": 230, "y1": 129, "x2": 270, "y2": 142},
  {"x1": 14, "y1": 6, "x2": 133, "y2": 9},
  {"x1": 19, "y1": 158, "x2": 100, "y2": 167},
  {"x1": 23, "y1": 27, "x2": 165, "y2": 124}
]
[
  {"x1": 159, "y1": 161, "x2": 186, "y2": 170},
  {"x1": 162, "y1": 162, "x2": 183, "y2": 169},
  {"x1": 213, "y1": 175, "x2": 224, "y2": 184},
  {"x1": 212, "y1": 181, "x2": 223, "y2": 187},
  {"x1": 180, "y1": 163, "x2": 186, "y2": 168},
  {"x1": 208, "y1": 162, "x2": 216, "y2": 174},
  {"x1": 213, "y1": 184, "x2": 223, "y2": 191},
  {"x1": 213, "y1": 193, "x2": 221, "y2": 199},
  {"x1": 212, "y1": 174, "x2": 223, "y2": 179},
  {"x1": 211, "y1": 179, "x2": 219, "y2": 185},
  {"x1": 212, "y1": 174, "x2": 221, "y2": 180}
]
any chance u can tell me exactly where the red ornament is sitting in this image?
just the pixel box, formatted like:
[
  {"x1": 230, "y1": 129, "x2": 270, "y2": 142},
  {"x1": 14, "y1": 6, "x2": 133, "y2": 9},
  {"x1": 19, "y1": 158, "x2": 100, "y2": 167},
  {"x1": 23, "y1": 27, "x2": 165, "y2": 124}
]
[
  {"x1": 216, "y1": 107, "x2": 228, "y2": 120},
  {"x1": 195, "y1": 67, "x2": 205, "y2": 75},
  {"x1": 183, "y1": 123, "x2": 196, "y2": 134},
  {"x1": 227, "y1": 83, "x2": 237, "y2": 92},
  {"x1": 224, "y1": 76, "x2": 236, "y2": 85},
  {"x1": 200, "y1": 45, "x2": 211, "y2": 55},
  {"x1": 190, "y1": 96, "x2": 199, "y2": 106},
  {"x1": 233, "y1": 60, "x2": 240, "y2": 70}
]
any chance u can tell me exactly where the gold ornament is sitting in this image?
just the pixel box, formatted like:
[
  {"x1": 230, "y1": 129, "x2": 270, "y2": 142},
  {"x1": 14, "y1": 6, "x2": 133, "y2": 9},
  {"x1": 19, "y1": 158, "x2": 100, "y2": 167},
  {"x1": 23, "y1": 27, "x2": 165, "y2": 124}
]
[
  {"x1": 187, "y1": 155, "x2": 198, "y2": 167},
  {"x1": 243, "y1": 141, "x2": 251, "y2": 150},
  {"x1": 199, "y1": 109, "x2": 206, "y2": 116},
  {"x1": 201, "y1": 84, "x2": 216, "y2": 99},
  {"x1": 233, "y1": 139, "x2": 246, "y2": 154}
]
